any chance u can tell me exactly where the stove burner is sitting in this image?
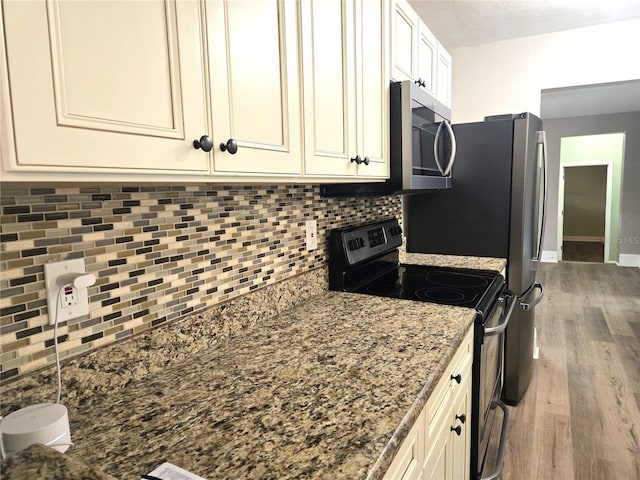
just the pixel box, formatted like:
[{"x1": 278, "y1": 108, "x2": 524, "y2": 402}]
[
  {"x1": 415, "y1": 287, "x2": 478, "y2": 305},
  {"x1": 423, "y1": 271, "x2": 490, "y2": 289}
]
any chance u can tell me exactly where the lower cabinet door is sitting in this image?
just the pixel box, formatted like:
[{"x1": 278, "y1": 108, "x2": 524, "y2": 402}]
[
  {"x1": 383, "y1": 410, "x2": 424, "y2": 480},
  {"x1": 423, "y1": 409, "x2": 451, "y2": 480}
]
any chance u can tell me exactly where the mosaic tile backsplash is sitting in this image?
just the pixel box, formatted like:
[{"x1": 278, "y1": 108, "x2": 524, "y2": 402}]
[{"x1": 0, "y1": 183, "x2": 402, "y2": 382}]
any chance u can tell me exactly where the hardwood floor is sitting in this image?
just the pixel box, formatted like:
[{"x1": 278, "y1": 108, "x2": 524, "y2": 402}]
[
  {"x1": 562, "y1": 241, "x2": 604, "y2": 263},
  {"x1": 499, "y1": 262, "x2": 640, "y2": 480}
]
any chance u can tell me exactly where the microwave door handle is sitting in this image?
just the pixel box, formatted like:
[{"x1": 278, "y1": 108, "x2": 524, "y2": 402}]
[
  {"x1": 442, "y1": 120, "x2": 457, "y2": 176},
  {"x1": 432, "y1": 122, "x2": 446, "y2": 175}
]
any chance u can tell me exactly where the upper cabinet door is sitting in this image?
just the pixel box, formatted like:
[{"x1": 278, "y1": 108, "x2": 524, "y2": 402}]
[
  {"x1": 436, "y1": 44, "x2": 452, "y2": 107},
  {"x1": 390, "y1": 0, "x2": 418, "y2": 82},
  {"x1": 205, "y1": 0, "x2": 302, "y2": 175},
  {"x1": 301, "y1": 0, "x2": 357, "y2": 176},
  {"x1": 2, "y1": 0, "x2": 209, "y2": 174},
  {"x1": 356, "y1": 0, "x2": 389, "y2": 178},
  {"x1": 417, "y1": 23, "x2": 437, "y2": 95},
  {"x1": 390, "y1": 0, "x2": 452, "y2": 107}
]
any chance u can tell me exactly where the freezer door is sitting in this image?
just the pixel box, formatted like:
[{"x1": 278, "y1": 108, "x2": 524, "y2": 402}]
[
  {"x1": 508, "y1": 114, "x2": 545, "y2": 294},
  {"x1": 503, "y1": 282, "x2": 543, "y2": 404}
]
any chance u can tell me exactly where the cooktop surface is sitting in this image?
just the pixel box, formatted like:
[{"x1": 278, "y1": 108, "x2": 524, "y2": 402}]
[{"x1": 353, "y1": 264, "x2": 500, "y2": 309}]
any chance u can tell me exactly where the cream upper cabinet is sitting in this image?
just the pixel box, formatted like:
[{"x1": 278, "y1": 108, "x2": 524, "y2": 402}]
[
  {"x1": 300, "y1": 0, "x2": 357, "y2": 177},
  {"x1": 1, "y1": 0, "x2": 209, "y2": 176},
  {"x1": 1, "y1": 0, "x2": 389, "y2": 182},
  {"x1": 416, "y1": 23, "x2": 437, "y2": 96},
  {"x1": 390, "y1": 0, "x2": 451, "y2": 107},
  {"x1": 390, "y1": 0, "x2": 418, "y2": 82},
  {"x1": 436, "y1": 44, "x2": 452, "y2": 108},
  {"x1": 205, "y1": 0, "x2": 302, "y2": 176},
  {"x1": 356, "y1": 0, "x2": 389, "y2": 178},
  {"x1": 302, "y1": 0, "x2": 388, "y2": 178}
]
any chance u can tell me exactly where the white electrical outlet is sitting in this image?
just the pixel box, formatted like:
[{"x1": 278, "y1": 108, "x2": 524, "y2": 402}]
[
  {"x1": 305, "y1": 220, "x2": 318, "y2": 251},
  {"x1": 60, "y1": 286, "x2": 78, "y2": 308},
  {"x1": 44, "y1": 259, "x2": 91, "y2": 325}
]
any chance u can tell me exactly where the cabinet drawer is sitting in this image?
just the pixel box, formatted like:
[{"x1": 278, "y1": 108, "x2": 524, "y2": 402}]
[
  {"x1": 425, "y1": 327, "x2": 473, "y2": 422},
  {"x1": 447, "y1": 327, "x2": 473, "y2": 389}
]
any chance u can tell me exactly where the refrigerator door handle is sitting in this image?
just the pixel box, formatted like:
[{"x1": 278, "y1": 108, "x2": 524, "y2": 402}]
[
  {"x1": 442, "y1": 120, "x2": 457, "y2": 176},
  {"x1": 520, "y1": 282, "x2": 544, "y2": 310},
  {"x1": 433, "y1": 122, "x2": 446, "y2": 175},
  {"x1": 533, "y1": 131, "x2": 548, "y2": 262}
]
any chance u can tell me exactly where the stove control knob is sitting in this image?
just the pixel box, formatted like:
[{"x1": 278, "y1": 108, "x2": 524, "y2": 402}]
[{"x1": 348, "y1": 238, "x2": 366, "y2": 251}]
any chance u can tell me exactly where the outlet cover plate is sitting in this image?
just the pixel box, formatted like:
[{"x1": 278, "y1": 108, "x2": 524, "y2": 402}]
[
  {"x1": 44, "y1": 259, "x2": 90, "y2": 325},
  {"x1": 306, "y1": 220, "x2": 318, "y2": 251}
]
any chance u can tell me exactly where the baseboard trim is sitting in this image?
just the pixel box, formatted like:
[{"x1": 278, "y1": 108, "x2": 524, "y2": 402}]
[
  {"x1": 563, "y1": 236, "x2": 605, "y2": 243},
  {"x1": 541, "y1": 250, "x2": 558, "y2": 263},
  {"x1": 618, "y1": 254, "x2": 640, "y2": 268}
]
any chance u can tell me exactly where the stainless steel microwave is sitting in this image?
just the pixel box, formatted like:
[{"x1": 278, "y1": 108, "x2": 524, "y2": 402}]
[{"x1": 321, "y1": 80, "x2": 455, "y2": 197}]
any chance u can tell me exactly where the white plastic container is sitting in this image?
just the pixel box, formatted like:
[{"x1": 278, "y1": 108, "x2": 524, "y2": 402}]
[{"x1": 1, "y1": 403, "x2": 71, "y2": 456}]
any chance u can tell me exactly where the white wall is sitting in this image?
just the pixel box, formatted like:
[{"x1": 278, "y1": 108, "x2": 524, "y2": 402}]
[{"x1": 450, "y1": 19, "x2": 640, "y2": 122}]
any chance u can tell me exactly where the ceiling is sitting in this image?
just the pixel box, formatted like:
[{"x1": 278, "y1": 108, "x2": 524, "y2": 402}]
[
  {"x1": 409, "y1": 0, "x2": 640, "y2": 119},
  {"x1": 409, "y1": 0, "x2": 640, "y2": 49}
]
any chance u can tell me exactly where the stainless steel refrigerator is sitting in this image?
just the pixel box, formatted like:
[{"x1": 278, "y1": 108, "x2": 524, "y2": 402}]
[{"x1": 405, "y1": 112, "x2": 547, "y2": 405}]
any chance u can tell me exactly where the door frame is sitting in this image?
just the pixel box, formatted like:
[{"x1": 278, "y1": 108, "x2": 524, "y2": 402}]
[{"x1": 557, "y1": 161, "x2": 613, "y2": 262}]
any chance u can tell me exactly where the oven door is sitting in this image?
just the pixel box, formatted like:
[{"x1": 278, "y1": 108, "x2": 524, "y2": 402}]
[{"x1": 477, "y1": 290, "x2": 516, "y2": 480}]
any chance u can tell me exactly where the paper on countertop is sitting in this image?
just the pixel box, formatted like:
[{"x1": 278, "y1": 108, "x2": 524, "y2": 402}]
[{"x1": 143, "y1": 462, "x2": 206, "y2": 480}]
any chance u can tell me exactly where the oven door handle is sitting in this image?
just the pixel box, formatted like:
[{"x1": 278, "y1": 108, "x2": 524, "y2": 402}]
[
  {"x1": 484, "y1": 291, "x2": 517, "y2": 337},
  {"x1": 481, "y1": 400, "x2": 510, "y2": 480},
  {"x1": 520, "y1": 282, "x2": 544, "y2": 311}
]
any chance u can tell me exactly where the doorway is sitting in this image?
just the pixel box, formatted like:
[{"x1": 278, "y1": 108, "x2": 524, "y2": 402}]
[
  {"x1": 556, "y1": 133, "x2": 624, "y2": 264},
  {"x1": 561, "y1": 165, "x2": 607, "y2": 262}
]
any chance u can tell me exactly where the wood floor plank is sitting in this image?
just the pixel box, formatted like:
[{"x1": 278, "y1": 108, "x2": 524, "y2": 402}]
[
  {"x1": 613, "y1": 334, "x2": 640, "y2": 389},
  {"x1": 532, "y1": 413, "x2": 574, "y2": 480},
  {"x1": 563, "y1": 298, "x2": 595, "y2": 367},
  {"x1": 582, "y1": 305, "x2": 613, "y2": 342},
  {"x1": 602, "y1": 300, "x2": 636, "y2": 337},
  {"x1": 567, "y1": 363, "x2": 609, "y2": 480},
  {"x1": 533, "y1": 346, "x2": 571, "y2": 416}
]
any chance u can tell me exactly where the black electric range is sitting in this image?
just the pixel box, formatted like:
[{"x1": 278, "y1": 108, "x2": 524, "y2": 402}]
[{"x1": 328, "y1": 217, "x2": 515, "y2": 480}]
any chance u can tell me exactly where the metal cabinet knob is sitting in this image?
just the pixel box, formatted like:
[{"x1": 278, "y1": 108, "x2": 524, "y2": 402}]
[
  {"x1": 456, "y1": 413, "x2": 466, "y2": 424},
  {"x1": 451, "y1": 373, "x2": 462, "y2": 384},
  {"x1": 193, "y1": 135, "x2": 213, "y2": 152},
  {"x1": 351, "y1": 156, "x2": 369, "y2": 166},
  {"x1": 220, "y1": 138, "x2": 238, "y2": 155},
  {"x1": 451, "y1": 425, "x2": 462, "y2": 436}
]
